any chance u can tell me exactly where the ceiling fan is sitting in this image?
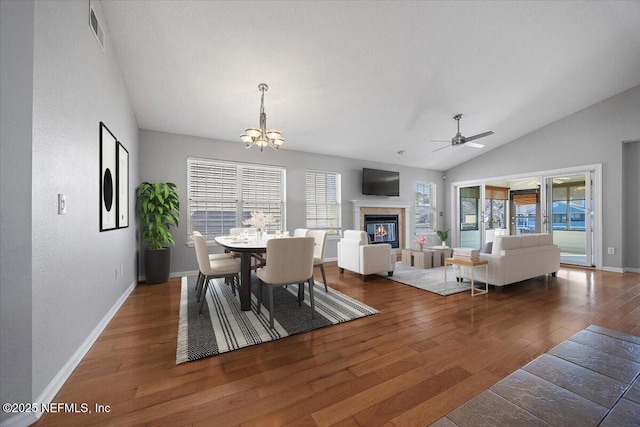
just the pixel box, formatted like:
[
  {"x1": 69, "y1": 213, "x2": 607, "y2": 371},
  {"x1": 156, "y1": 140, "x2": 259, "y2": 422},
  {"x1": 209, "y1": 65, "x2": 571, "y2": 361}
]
[{"x1": 431, "y1": 114, "x2": 494, "y2": 152}]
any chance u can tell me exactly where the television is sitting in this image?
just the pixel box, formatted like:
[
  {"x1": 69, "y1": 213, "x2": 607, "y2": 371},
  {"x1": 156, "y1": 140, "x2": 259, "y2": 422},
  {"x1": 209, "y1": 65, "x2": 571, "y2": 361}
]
[{"x1": 362, "y1": 168, "x2": 400, "y2": 196}]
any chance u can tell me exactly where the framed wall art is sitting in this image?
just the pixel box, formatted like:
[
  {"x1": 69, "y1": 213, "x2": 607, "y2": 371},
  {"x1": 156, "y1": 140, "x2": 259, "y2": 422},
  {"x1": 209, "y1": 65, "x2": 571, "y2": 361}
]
[
  {"x1": 100, "y1": 122, "x2": 117, "y2": 231},
  {"x1": 116, "y1": 141, "x2": 129, "y2": 228}
]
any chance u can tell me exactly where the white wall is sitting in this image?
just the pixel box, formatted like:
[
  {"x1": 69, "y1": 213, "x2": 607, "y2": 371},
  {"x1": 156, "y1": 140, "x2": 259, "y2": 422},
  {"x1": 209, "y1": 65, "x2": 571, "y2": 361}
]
[
  {"x1": 445, "y1": 85, "x2": 640, "y2": 270},
  {"x1": 139, "y1": 129, "x2": 444, "y2": 276},
  {"x1": 1, "y1": 1, "x2": 139, "y2": 425},
  {"x1": 0, "y1": 1, "x2": 35, "y2": 421}
]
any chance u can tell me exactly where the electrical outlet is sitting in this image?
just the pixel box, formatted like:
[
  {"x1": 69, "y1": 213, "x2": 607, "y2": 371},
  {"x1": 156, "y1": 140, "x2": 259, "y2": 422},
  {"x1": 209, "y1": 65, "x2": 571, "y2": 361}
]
[{"x1": 608, "y1": 247, "x2": 615, "y2": 255}]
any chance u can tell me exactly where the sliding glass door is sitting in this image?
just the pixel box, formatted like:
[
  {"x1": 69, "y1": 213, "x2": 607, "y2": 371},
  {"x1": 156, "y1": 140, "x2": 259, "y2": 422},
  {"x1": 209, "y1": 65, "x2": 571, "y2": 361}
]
[
  {"x1": 459, "y1": 186, "x2": 482, "y2": 249},
  {"x1": 544, "y1": 173, "x2": 594, "y2": 266}
]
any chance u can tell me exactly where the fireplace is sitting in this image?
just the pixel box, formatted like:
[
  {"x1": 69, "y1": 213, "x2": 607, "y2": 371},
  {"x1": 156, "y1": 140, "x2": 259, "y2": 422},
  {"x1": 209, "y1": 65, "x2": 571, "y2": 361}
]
[{"x1": 364, "y1": 214, "x2": 399, "y2": 248}]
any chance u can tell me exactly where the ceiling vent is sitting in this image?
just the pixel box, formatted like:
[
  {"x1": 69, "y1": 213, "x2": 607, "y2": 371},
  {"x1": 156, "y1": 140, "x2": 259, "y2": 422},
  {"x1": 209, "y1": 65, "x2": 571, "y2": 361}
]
[{"x1": 89, "y1": 4, "x2": 105, "y2": 52}]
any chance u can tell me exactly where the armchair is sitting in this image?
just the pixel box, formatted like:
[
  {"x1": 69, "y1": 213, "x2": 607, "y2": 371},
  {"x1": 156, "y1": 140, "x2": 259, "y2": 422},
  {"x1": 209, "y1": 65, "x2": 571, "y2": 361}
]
[{"x1": 337, "y1": 230, "x2": 395, "y2": 281}]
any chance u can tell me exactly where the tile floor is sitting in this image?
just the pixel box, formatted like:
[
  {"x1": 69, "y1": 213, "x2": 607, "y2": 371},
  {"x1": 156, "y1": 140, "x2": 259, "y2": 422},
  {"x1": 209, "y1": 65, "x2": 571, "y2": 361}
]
[{"x1": 432, "y1": 325, "x2": 640, "y2": 426}]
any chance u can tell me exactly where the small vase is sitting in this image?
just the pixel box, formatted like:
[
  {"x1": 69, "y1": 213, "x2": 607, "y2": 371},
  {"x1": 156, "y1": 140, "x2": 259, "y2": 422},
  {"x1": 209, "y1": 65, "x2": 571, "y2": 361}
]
[
  {"x1": 419, "y1": 244, "x2": 424, "y2": 251},
  {"x1": 441, "y1": 241, "x2": 446, "y2": 247}
]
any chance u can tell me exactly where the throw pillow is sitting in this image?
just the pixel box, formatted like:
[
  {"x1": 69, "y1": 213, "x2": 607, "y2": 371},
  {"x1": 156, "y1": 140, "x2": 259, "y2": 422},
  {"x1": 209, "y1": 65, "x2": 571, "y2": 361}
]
[{"x1": 481, "y1": 242, "x2": 493, "y2": 254}]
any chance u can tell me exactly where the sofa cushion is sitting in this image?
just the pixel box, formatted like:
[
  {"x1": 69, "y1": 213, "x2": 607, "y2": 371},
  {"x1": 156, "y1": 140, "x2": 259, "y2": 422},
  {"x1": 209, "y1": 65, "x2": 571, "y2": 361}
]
[
  {"x1": 520, "y1": 235, "x2": 540, "y2": 248},
  {"x1": 481, "y1": 241, "x2": 493, "y2": 254},
  {"x1": 538, "y1": 234, "x2": 553, "y2": 245},
  {"x1": 493, "y1": 235, "x2": 522, "y2": 254}
]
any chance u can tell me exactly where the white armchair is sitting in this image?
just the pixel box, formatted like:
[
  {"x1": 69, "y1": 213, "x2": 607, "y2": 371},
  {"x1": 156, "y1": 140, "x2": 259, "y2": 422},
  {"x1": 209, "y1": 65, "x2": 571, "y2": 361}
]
[{"x1": 337, "y1": 230, "x2": 395, "y2": 281}]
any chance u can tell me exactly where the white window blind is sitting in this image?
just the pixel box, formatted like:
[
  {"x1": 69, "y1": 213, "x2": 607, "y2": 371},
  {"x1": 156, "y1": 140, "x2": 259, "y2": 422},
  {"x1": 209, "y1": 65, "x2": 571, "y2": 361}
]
[
  {"x1": 414, "y1": 180, "x2": 435, "y2": 233},
  {"x1": 187, "y1": 158, "x2": 285, "y2": 241},
  {"x1": 306, "y1": 170, "x2": 341, "y2": 235}
]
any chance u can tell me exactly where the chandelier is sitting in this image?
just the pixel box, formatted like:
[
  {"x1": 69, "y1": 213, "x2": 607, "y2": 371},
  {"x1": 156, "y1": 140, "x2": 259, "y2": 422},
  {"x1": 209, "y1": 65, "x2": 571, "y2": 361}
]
[{"x1": 240, "y1": 83, "x2": 284, "y2": 151}]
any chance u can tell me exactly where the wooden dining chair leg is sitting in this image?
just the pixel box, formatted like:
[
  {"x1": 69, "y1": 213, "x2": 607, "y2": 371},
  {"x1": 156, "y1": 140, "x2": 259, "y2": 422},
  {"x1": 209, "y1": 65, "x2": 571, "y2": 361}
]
[
  {"x1": 256, "y1": 279, "x2": 264, "y2": 315},
  {"x1": 196, "y1": 273, "x2": 206, "y2": 302},
  {"x1": 309, "y1": 278, "x2": 315, "y2": 319},
  {"x1": 319, "y1": 264, "x2": 328, "y2": 292},
  {"x1": 268, "y1": 286, "x2": 275, "y2": 328},
  {"x1": 195, "y1": 271, "x2": 203, "y2": 295},
  {"x1": 199, "y1": 277, "x2": 211, "y2": 313}
]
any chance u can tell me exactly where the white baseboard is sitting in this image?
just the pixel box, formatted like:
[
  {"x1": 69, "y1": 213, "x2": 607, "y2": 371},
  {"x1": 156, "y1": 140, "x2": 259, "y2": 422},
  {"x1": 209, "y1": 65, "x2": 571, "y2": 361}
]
[
  {"x1": 0, "y1": 280, "x2": 137, "y2": 427},
  {"x1": 624, "y1": 267, "x2": 640, "y2": 273},
  {"x1": 601, "y1": 266, "x2": 625, "y2": 273}
]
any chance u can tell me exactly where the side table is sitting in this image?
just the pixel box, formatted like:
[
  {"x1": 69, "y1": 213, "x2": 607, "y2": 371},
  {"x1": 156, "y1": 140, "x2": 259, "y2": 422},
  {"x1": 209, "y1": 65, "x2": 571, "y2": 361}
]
[{"x1": 444, "y1": 257, "x2": 489, "y2": 296}]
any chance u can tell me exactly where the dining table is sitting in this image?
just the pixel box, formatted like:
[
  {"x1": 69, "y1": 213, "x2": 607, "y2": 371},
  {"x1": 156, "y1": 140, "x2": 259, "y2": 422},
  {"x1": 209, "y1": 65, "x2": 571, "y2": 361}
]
[{"x1": 214, "y1": 234, "x2": 268, "y2": 311}]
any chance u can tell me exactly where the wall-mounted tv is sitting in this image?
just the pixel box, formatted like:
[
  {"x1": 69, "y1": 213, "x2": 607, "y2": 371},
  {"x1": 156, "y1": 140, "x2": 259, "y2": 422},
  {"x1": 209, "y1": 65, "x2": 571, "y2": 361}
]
[{"x1": 362, "y1": 168, "x2": 400, "y2": 196}]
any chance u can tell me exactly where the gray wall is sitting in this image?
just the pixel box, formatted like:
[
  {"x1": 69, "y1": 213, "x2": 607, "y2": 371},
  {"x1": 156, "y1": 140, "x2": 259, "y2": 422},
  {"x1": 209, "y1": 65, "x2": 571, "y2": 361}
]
[
  {"x1": 623, "y1": 141, "x2": 640, "y2": 270},
  {"x1": 445, "y1": 85, "x2": 640, "y2": 270},
  {"x1": 139, "y1": 130, "x2": 444, "y2": 276},
  {"x1": 1, "y1": 1, "x2": 139, "y2": 422},
  {"x1": 0, "y1": 0, "x2": 35, "y2": 420}
]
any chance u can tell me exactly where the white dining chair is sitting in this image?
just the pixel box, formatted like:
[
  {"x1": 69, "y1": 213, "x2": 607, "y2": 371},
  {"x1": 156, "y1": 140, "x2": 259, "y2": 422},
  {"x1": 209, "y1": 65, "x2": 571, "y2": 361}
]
[
  {"x1": 293, "y1": 228, "x2": 309, "y2": 237},
  {"x1": 192, "y1": 231, "x2": 234, "y2": 295},
  {"x1": 193, "y1": 233, "x2": 241, "y2": 313},
  {"x1": 307, "y1": 230, "x2": 329, "y2": 292},
  {"x1": 256, "y1": 237, "x2": 316, "y2": 328}
]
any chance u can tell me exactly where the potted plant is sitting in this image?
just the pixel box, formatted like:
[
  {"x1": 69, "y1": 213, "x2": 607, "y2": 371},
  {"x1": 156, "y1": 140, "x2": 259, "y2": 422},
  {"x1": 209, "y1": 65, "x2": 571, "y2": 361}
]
[
  {"x1": 436, "y1": 229, "x2": 449, "y2": 247},
  {"x1": 137, "y1": 182, "x2": 180, "y2": 284}
]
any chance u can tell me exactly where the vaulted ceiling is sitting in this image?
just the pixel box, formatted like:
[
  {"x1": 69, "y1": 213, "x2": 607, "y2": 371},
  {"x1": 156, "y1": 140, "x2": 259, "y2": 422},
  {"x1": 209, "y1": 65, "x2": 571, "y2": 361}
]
[{"x1": 101, "y1": 1, "x2": 640, "y2": 171}]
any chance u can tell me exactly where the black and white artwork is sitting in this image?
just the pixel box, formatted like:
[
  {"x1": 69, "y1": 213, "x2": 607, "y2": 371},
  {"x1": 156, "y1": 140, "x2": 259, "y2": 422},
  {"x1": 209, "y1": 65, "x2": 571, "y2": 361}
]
[
  {"x1": 100, "y1": 122, "x2": 117, "y2": 231},
  {"x1": 117, "y1": 141, "x2": 129, "y2": 228}
]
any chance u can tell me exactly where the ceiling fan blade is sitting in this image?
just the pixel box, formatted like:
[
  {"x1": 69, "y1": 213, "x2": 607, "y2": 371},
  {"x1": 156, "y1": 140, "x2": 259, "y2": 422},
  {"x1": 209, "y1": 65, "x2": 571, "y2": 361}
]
[
  {"x1": 431, "y1": 145, "x2": 451, "y2": 153},
  {"x1": 466, "y1": 141, "x2": 485, "y2": 148},
  {"x1": 430, "y1": 140, "x2": 451, "y2": 143},
  {"x1": 464, "y1": 131, "x2": 494, "y2": 142}
]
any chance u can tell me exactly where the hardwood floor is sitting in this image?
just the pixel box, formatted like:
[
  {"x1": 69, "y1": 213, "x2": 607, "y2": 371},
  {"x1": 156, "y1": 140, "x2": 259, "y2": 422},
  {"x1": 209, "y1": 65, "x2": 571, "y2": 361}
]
[{"x1": 38, "y1": 264, "x2": 640, "y2": 426}]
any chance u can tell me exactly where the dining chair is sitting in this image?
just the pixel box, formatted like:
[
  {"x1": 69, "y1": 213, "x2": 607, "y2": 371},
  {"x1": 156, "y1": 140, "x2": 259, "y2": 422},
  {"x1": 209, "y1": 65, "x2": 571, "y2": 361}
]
[
  {"x1": 192, "y1": 231, "x2": 234, "y2": 295},
  {"x1": 293, "y1": 228, "x2": 309, "y2": 237},
  {"x1": 193, "y1": 233, "x2": 241, "y2": 313},
  {"x1": 307, "y1": 230, "x2": 329, "y2": 292},
  {"x1": 256, "y1": 237, "x2": 316, "y2": 328}
]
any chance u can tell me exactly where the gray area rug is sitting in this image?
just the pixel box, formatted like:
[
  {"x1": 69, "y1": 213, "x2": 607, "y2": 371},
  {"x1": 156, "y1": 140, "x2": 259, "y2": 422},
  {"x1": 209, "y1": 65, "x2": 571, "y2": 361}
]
[
  {"x1": 377, "y1": 263, "x2": 473, "y2": 296},
  {"x1": 176, "y1": 275, "x2": 379, "y2": 363}
]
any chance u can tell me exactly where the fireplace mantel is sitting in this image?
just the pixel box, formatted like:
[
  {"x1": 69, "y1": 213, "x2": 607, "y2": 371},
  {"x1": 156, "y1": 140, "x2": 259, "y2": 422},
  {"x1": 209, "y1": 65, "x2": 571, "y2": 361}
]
[{"x1": 350, "y1": 200, "x2": 412, "y2": 252}]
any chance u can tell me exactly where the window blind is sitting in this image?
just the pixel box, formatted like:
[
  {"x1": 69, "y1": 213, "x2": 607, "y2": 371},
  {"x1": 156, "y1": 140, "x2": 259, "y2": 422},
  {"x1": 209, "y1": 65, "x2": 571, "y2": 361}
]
[
  {"x1": 187, "y1": 158, "x2": 285, "y2": 241},
  {"x1": 305, "y1": 170, "x2": 341, "y2": 235}
]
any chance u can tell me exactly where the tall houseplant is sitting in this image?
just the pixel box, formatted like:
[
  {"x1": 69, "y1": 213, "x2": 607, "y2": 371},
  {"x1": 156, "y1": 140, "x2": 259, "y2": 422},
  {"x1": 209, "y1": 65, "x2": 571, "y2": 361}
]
[{"x1": 137, "y1": 182, "x2": 180, "y2": 284}]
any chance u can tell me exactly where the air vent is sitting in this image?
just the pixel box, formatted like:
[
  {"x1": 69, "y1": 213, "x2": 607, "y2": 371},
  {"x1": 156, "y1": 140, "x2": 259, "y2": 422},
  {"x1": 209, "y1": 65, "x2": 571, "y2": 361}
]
[{"x1": 89, "y1": 5, "x2": 105, "y2": 52}]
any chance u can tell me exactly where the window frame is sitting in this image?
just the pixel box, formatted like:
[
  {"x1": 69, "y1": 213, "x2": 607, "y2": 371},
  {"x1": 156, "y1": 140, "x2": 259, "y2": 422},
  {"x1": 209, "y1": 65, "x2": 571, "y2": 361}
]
[
  {"x1": 305, "y1": 169, "x2": 342, "y2": 236},
  {"x1": 414, "y1": 180, "x2": 436, "y2": 234}
]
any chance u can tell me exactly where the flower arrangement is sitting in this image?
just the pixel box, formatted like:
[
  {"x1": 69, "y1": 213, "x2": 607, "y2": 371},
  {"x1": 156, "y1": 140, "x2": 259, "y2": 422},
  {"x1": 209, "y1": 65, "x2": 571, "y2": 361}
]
[
  {"x1": 414, "y1": 235, "x2": 427, "y2": 251},
  {"x1": 243, "y1": 210, "x2": 274, "y2": 232}
]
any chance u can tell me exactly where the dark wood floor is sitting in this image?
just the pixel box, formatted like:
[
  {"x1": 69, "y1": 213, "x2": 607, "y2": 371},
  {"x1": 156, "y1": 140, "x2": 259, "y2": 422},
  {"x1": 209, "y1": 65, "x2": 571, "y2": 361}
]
[{"x1": 38, "y1": 263, "x2": 640, "y2": 426}]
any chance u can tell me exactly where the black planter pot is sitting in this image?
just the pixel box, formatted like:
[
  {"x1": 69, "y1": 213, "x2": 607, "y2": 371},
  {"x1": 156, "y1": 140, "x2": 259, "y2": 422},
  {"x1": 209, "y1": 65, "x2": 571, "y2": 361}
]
[{"x1": 144, "y1": 247, "x2": 171, "y2": 284}]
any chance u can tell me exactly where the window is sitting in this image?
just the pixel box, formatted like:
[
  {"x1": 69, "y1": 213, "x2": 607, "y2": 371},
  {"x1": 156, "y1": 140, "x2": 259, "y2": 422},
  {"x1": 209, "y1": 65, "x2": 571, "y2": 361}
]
[
  {"x1": 414, "y1": 181, "x2": 435, "y2": 233},
  {"x1": 460, "y1": 186, "x2": 480, "y2": 231},
  {"x1": 484, "y1": 186, "x2": 508, "y2": 229},
  {"x1": 552, "y1": 183, "x2": 586, "y2": 230},
  {"x1": 187, "y1": 158, "x2": 285, "y2": 241},
  {"x1": 305, "y1": 170, "x2": 341, "y2": 235}
]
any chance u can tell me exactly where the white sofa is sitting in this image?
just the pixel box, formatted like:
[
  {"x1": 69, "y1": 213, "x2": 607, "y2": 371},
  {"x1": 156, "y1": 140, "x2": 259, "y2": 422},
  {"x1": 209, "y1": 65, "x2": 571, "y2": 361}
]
[
  {"x1": 337, "y1": 230, "x2": 395, "y2": 281},
  {"x1": 474, "y1": 233, "x2": 560, "y2": 289}
]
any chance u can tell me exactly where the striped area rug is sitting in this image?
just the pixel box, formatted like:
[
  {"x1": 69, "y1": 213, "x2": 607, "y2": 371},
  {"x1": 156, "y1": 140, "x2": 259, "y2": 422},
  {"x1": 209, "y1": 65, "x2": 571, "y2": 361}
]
[{"x1": 176, "y1": 275, "x2": 379, "y2": 363}]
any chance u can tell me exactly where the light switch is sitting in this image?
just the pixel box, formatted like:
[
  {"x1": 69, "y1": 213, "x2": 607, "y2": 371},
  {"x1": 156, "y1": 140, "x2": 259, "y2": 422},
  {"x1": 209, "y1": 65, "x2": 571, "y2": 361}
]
[{"x1": 58, "y1": 194, "x2": 67, "y2": 214}]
